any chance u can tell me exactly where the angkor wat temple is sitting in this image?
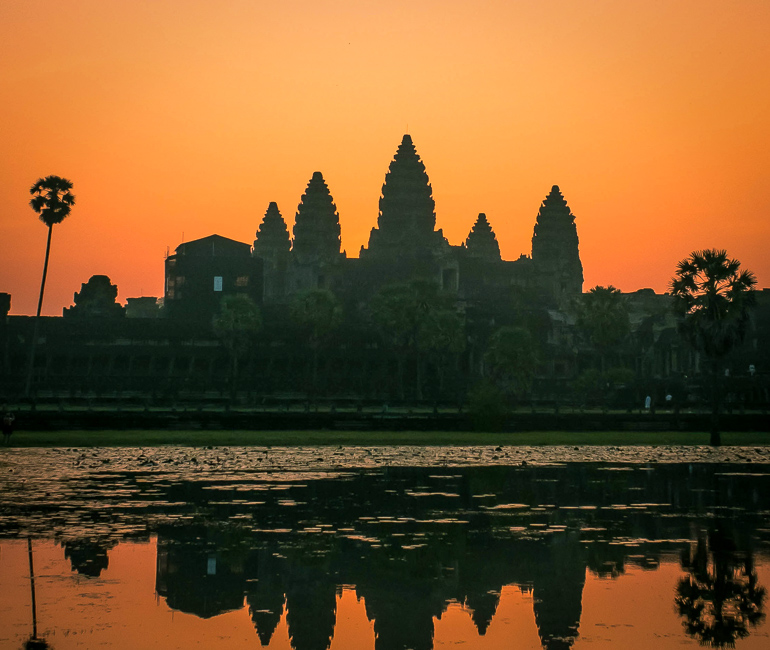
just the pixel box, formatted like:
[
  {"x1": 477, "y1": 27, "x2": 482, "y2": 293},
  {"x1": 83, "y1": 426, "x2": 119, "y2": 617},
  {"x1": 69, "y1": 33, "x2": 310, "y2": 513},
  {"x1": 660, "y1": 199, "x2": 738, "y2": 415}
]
[
  {"x1": 164, "y1": 134, "x2": 584, "y2": 319},
  {"x1": 1, "y1": 134, "x2": 768, "y2": 409}
]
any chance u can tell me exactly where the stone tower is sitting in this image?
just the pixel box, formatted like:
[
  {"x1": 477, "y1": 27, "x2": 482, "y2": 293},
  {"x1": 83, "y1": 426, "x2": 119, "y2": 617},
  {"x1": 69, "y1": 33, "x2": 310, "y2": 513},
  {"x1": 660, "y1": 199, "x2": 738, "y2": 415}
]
[
  {"x1": 531, "y1": 185, "x2": 583, "y2": 302},
  {"x1": 253, "y1": 202, "x2": 291, "y2": 300},
  {"x1": 364, "y1": 134, "x2": 446, "y2": 258},
  {"x1": 292, "y1": 171, "x2": 343, "y2": 265},
  {"x1": 465, "y1": 213, "x2": 501, "y2": 261}
]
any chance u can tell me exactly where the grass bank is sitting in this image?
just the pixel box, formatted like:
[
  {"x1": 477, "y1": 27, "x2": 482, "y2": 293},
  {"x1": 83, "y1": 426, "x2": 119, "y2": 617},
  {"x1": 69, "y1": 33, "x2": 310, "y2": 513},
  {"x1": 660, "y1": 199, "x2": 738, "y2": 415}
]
[{"x1": 3, "y1": 430, "x2": 769, "y2": 448}]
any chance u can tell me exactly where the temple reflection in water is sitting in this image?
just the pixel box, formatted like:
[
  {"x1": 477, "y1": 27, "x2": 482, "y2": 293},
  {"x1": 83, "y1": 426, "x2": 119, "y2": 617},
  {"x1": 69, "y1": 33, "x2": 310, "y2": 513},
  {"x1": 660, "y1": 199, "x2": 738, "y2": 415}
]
[{"x1": 2, "y1": 458, "x2": 769, "y2": 649}]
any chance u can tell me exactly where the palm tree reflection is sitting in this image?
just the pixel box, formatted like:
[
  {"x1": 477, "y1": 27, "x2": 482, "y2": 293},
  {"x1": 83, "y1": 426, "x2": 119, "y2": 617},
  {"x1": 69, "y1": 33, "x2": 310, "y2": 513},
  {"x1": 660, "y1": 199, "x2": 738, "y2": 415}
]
[
  {"x1": 25, "y1": 537, "x2": 50, "y2": 650},
  {"x1": 675, "y1": 528, "x2": 765, "y2": 647}
]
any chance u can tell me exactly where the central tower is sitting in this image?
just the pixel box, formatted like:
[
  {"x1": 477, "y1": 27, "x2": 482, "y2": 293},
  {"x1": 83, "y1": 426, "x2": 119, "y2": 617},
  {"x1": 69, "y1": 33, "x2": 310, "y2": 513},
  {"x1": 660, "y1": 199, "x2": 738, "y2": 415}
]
[{"x1": 363, "y1": 134, "x2": 446, "y2": 259}]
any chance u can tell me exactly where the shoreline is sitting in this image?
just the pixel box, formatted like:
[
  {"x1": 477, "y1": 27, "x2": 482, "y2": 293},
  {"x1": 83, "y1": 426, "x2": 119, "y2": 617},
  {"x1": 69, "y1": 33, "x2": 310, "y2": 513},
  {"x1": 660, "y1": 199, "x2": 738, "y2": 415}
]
[
  {"x1": 3, "y1": 442, "x2": 770, "y2": 467},
  {"x1": 2, "y1": 429, "x2": 769, "y2": 448}
]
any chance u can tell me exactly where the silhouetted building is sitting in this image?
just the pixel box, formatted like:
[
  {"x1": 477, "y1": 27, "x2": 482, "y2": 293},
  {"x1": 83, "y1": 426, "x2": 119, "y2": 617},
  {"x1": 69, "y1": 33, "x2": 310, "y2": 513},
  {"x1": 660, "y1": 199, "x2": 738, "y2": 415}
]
[
  {"x1": 164, "y1": 234, "x2": 261, "y2": 320},
  {"x1": 531, "y1": 185, "x2": 584, "y2": 304},
  {"x1": 63, "y1": 275, "x2": 124, "y2": 319},
  {"x1": 288, "y1": 171, "x2": 346, "y2": 294},
  {"x1": 465, "y1": 213, "x2": 501, "y2": 261},
  {"x1": 125, "y1": 296, "x2": 161, "y2": 318},
  {"x1": 253, "y1": 202, "x2": 291, "y2": 302},
  {"x1": 363, "y1": 134, "x2": 446, "y2": 259},
  {"x1": 167, "y1": 134, "x2": 584, "y2": 316}
]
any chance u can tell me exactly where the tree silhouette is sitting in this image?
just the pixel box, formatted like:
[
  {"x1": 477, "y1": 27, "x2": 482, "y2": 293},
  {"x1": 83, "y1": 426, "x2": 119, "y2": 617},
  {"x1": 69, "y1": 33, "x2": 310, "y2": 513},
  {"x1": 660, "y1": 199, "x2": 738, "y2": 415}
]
[
  {"x1": 670, "y1": 249, "x2": 757, "y2": 445},
  {"x1": 370, "y1": 280, "x2": 458, "y2": 400},
  {"x1": 484, "y1": 325, "x2": 539, "y2": 403},
  {"x1": 289, "y1": 289, "x2": 342, "y2": 396},
  {"x1": 24, "y1": 175, "x2": 75, "y2": 397},
  {"x1": 213, "y1": 294, "x2": 262, "y2": 401},
  {"x1": 573, "y1": 285, "x2": 629, "y2": 372},
  {"x1": 416, "y1": 305, "x2": 465, "y2": 398},
  {"x1": 675, "y1": 530, "x2": 765, "y2": 647},
  {"x1": 25, "y1": 538, "x2": 50, "y2": 649}
]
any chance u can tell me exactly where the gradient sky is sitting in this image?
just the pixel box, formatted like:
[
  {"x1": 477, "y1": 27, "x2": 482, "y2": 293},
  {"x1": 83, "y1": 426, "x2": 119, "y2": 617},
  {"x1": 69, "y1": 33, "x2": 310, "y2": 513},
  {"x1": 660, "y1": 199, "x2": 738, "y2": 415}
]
[{"x1": 2, "y1": 0, "x2": 769, "y2": 316}]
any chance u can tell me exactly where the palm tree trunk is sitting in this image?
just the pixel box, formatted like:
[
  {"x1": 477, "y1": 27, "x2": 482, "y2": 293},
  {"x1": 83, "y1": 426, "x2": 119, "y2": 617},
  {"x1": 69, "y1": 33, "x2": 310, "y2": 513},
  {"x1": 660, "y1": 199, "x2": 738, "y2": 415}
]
[
  {"x1": 24, "y1": 225, "x2": 53, "y2": 398},
  {"x1": 710, "y1": 357, "x2": 721, "y2": 447},
  {"x1": 28, "y1": 537, "x2": 39, "y2": 640}
]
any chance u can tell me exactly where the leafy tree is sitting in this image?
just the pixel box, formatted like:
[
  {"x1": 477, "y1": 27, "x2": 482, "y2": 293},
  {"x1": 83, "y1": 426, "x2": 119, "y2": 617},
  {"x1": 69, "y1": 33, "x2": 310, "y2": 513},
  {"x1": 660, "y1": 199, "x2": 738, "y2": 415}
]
[
  {"x1": 572, "y1": 366, "x2": 635, "y2": 409},
  {"x1": 25, "y1": 176, "x2": 75, "y2": 397},
  {"x1": 467, "y1": 380, "x2": 508, "y2": 431},
  {"x1": 484, "y1": 326, "x2": 539, "y2": 402},
  {"x1": 573, "y1": 285, "x2": 630, "y2": 372},
  {"x1": 213, "y1": 294, "x2": 262, "y2": 400},
  {"x1": 290, "y1": 289, "x2": 342, "y2": 395},
  {"x1": 670, "y1": 249, "x2": 757, "y2": 445},
  {"x1": 416, "y1": 306, "x2": 465, "y2": 397}
]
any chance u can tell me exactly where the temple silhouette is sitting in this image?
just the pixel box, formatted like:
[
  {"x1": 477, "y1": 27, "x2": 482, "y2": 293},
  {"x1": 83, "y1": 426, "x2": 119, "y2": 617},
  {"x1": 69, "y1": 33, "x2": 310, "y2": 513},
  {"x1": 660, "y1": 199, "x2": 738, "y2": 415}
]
[
  {"x1": 164, "y1": 134, "x2": 584, "y2": 319},
  {"x1": 1, "y1": 134, "x2": 768, "y2": 409}
]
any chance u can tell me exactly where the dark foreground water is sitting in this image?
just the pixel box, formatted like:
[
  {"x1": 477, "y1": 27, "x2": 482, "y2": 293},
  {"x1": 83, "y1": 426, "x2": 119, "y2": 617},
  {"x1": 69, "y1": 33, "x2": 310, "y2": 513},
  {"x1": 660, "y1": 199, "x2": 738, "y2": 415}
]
[{"x1": 1, "y1": 446, "x2": 770, "y2": 650}]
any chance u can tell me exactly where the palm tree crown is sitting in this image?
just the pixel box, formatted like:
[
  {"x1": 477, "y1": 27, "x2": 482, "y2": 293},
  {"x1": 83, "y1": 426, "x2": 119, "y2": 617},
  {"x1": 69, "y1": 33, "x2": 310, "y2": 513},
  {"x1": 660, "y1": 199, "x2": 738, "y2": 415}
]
[
  {"x1": 29, "y1": 175, "x2": 75, "y2": 226},
  {"x1": 670, "y1": 249, "x2": 757, "y2": 358}
]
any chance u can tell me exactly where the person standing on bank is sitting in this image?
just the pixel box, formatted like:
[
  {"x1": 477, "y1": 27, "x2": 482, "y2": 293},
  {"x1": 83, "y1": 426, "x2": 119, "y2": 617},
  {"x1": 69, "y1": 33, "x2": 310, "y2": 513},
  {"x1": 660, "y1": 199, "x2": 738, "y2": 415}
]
[{"x1": 2, "y1": 411, "x2": 15, "y2": 444}]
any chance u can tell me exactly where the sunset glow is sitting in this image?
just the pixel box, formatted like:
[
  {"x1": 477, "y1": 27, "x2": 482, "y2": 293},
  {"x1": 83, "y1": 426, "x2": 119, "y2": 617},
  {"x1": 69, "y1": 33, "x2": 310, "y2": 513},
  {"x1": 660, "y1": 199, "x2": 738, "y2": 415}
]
[{"x1": 2, "y1": 0, "x2": 769, "y2": 315}]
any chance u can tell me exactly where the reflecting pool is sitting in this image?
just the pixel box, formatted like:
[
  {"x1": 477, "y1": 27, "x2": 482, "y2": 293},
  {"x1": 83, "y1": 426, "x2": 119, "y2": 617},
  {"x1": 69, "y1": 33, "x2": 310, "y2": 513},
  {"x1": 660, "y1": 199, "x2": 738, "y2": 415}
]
[{"x1": 1, "y1": 446, "x2": 769, "y2": 649}]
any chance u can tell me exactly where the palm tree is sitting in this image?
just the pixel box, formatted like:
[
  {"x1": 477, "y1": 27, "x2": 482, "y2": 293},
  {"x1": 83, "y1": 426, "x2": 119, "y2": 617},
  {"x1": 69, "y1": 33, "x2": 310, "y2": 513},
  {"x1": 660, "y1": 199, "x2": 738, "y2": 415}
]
[
  {"x1": 670, "y1": 249, "x2": 757, "y2": 446},
  {"x1": 24, "y1": 176, "x2": 75, "y2": 397}
]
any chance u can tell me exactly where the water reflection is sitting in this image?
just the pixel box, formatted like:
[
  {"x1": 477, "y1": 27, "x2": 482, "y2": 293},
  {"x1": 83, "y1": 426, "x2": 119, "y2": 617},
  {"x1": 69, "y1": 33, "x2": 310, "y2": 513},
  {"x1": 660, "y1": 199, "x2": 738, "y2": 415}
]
[
  {"x1": 676, "y1": 525, "x2": 766, "y2": 647},
  {"x1": 24, "y1": 538, "x2": 51, "y2": 650},
  {"x1": 1, "y1": 452, "x2": 770, "y2": 649}
]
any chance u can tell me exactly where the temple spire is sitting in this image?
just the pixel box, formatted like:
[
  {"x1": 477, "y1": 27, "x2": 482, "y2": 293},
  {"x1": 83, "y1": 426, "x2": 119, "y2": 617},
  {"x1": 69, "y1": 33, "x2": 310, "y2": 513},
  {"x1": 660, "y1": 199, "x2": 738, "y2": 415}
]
[
  {"x1": 292, "y1": 171, "x2": 342, "y2": 265},
  {"x1": 465, "y1": 213, "x2": 501, "y2": 260},
  {"x1": 365, "y1": 134, "x2": 442, "y2": 257},
  {"x1": 253, "y1": 202, "x2": 291, "y2": 256},
  {"x1": 253, "y1": 202, "x2": 291, "y2": 301},
  {"x1": 531, "y1": 185, "x2": 583, "y2": 300}
]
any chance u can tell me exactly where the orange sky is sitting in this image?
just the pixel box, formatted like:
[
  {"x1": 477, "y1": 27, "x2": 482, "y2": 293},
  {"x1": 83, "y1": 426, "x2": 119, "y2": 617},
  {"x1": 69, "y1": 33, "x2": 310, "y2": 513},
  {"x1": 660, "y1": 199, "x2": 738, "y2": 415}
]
[{"x1": 2, "y1": 0, "x2": 769, "y2": 316}]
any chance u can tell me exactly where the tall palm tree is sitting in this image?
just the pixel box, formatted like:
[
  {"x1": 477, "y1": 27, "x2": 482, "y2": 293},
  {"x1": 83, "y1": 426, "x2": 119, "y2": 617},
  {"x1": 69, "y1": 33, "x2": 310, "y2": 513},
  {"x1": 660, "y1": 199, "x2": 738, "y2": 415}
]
[
  {"x1": 670, "y1": 249, "x2": 757, "y2": 446},
  {"x1": 24, "y1": 175, "x2": 75, "y2": 397}
]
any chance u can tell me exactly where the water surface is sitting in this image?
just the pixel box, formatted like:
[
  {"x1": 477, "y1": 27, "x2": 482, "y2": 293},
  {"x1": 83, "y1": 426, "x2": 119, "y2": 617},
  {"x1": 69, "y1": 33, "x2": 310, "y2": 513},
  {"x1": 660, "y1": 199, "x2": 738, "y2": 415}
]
[{"x1": 1, "y1": 446, "x2": 769, "y2": 649}]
